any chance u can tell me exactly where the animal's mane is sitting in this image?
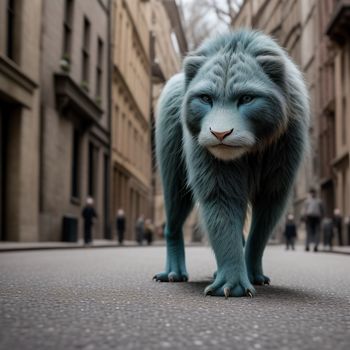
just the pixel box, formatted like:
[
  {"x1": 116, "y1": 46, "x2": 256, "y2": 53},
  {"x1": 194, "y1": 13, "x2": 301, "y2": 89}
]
[{"x1": 193, "y1": 30, "x2": 286, "y2": 60}]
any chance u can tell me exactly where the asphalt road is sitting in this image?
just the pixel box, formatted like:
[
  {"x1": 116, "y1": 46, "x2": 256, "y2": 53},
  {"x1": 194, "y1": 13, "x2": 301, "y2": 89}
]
[{"x1": 0, "y1": 245, "x2": 349, "y2": 350}]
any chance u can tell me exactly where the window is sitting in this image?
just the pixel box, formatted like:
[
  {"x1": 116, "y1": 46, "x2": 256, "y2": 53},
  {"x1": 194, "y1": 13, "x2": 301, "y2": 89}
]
[
  {"x1": 63, "y1": 0, "x2": 74, "y2": 58},
  {"x1": 6, "y1": 0, "x2": 17, "y2": 61},
  {"x1": 71, "y1": 128, "x2": 80, "y2": 199},
  {"x1": 96, "y1": 38, "x2": 103, "y2": 99},
  {"x1": 82, "y1": 17, "x2": 91, "y2": 87}
]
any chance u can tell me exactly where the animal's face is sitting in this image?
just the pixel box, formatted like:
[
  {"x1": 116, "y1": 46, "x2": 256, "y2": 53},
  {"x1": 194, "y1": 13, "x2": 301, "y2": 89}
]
[{"x1": 183, "y1": 52, "x2": 287, "y2": 161}]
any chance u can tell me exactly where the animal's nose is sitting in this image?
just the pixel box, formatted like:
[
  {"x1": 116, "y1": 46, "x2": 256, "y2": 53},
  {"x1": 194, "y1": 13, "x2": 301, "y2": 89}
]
[{"x1": 210, "y1": 128, "x2": 234, "y2": 142}]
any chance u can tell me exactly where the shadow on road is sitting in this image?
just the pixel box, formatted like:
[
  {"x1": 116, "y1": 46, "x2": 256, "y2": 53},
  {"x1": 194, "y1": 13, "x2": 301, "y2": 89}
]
[{"x1": 180, "y1": 280, "x2": 343, "y2": 304}]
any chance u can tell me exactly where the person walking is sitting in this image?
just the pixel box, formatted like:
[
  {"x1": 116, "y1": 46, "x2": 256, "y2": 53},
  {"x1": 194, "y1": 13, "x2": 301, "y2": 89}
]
[
  {"x1": 322, "y1": 217, "x2": 334, "y2": 251},
  {"x1": 135, "y1": 215, "x2": 145, "y2": 245},
  {"x1": 144, "y1": 219, "x2": 154, "y2": 245},
  {"x1": 284, "y1": 214, "x2": 297, "y2": 250},
  {"x1": 333, "y1": 208, "x2": 343, "y2": 246},
  {"x1": 116, "y1": 209, "x2": 126, "y2": 245},
  {"x1": 81, "y1": 197, "x2": 97, "y2": 245},
  {"x1": 303, "y1": 188, "x2": 324, "y2": 252}
]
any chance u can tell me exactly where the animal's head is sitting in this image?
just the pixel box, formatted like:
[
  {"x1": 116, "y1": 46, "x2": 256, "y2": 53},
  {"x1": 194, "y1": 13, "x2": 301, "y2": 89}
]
[{"x1": 182, "y1": 32, "x2": 289, "y2": 161}]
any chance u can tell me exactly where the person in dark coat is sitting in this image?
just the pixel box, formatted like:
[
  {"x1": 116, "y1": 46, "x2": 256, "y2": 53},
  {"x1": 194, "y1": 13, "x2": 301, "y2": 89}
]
[
  {"x1": 81, "y1": 197, "x2": 97, "y2": 245},
  {"x1": 303, "y1": 188, "x2": 324, "y2": 252},
  {"x1": 284, "y1": 214, "x2": 297, "y2": 250},
  {"x1": 144, "y1": 219, "x2": 154, "y2": 245},
  {"x1": 135, "y1": 215, "x2": 145, "y2": 245},
  {"x1": 333, "y1": 208, "x2": 343, "y2": 246},
  {"x1": 116, "y1": 209, "x2": 126, "y2": 245}
]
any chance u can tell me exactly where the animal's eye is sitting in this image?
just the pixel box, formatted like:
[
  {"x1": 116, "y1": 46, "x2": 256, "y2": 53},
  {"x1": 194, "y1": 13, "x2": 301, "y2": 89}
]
[
  {"x1": 199, "y1": 94, "x2": 212, "y2": 105},
  {"x1": 238, "y1": 95, "x2": 254, "y2": 105}
]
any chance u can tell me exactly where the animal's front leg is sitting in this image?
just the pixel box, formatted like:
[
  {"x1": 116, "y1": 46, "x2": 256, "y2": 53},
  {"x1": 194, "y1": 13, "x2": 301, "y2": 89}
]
[
  {"x1": 202, "y1": 201, "x2": 255, "y2": 298},
  {"x1": 245, "y1": 190, "x2": 291, "y2": 286}
]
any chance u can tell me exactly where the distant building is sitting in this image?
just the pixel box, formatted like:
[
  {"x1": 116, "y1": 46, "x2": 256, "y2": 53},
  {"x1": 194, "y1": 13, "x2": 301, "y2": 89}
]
[
  {"x1": 233, "y1": 0, "x2": 350, "y2": 244},
  {"x1": 147, "y1": 0, "x2": 189, "y2": 238},
  {"x1": 233, "y1": 0, "x2": 318, "y2": 223},
  {"x1": 0, "y1": 0, "x2": 42, "y2": 241},
  {"x1": 111, "y1": 0, "x2": 153, "y2": 240},
  {"x1": 325, "y1": 0, "x2": 350, "y2": 241}
]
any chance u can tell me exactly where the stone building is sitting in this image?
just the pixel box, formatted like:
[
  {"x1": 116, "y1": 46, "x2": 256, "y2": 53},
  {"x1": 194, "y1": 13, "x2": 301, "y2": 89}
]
[
  {"x1": 233, "y1": 0, "x2": 318, "y2": 221},
  {"x1": 39, "y1": 0, "x2": 111, "y2": 241},
  {"x1": 318, "y1": 1, "x2": 337, "y2": 217},
  {"x1": 111, "y1": 0, "x2": 153, "y2": 240},
  {"x1": 147, "y1": 0, "x2": 188, "y2": 237},
  {"x1": 0, "y1": 0, "x2": 42, "y2": 241},
  {"x1": 234, "y1": 0, "x2": 350, "y2": 244},
  {"x1": 110, "y1": 0, "x2": 188, "y2": 241},
  {"x1": 325, "y1": 0, "x2": 350, "y2": 242}
]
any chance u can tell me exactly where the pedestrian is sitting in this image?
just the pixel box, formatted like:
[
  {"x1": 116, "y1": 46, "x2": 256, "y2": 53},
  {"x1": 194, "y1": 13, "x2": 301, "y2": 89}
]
[
  {"x1": 81, "y1": 197, "x2": 97, "y2": 245},
  {"x1": 135, "y1": 215, "x2": 145, "y2": 245},
  {"x1": 144, "y1": 219, "x2": 154, "y2": 245},
  {"x1": 322, "y1": 217, "x2": 333, "y2": 251},
  {"x1": 284, "y1": 214, "x2": 297, "y2": 250},
  {"x1": 116, "y1": 209, "x2": 126, "y2": 245},
  {"x1": 333, "y1": 208, "x2": 343, "y2": 246},
  {"x1": 303, "y1": 188, "x2": 324, "y2": 252}
]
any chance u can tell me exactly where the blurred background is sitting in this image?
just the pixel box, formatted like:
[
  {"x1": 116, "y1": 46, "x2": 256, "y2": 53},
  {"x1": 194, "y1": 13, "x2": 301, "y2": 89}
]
[{"x1": 0, "y1": 0, "x2": 349, "y2": 247}]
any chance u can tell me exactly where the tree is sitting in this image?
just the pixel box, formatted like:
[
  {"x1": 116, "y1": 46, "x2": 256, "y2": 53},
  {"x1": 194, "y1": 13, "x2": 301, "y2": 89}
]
[{"x1": 182, "y1": 0, "x2": 243, "y2": 50}]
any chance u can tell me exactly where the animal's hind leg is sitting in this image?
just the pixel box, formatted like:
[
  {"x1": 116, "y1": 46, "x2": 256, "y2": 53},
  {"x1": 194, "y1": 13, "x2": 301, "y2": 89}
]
[{"x1": 153, "y1": 168, "x2": 193, "y2": 282}]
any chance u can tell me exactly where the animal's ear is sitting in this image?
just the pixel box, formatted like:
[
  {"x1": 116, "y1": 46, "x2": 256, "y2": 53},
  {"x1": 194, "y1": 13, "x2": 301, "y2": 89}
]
[
  {"x1": 256, "y1": 55, "x2": 286, "y2": 88},
  {"x1": 183, "y1": 55, "x2": 206, "y2": 87}
]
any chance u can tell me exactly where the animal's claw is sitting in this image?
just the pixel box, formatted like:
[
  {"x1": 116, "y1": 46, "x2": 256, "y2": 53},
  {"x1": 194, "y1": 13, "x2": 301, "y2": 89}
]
[
  {"x1": 224, "y1": 287, "x2": 230, "y2": 299},
  {"x1": 204, "y1": 287, "x2": 213, "y2": 296},
  {"x1": 246, "y1": 289, "x2": 254, "y2": 298}
]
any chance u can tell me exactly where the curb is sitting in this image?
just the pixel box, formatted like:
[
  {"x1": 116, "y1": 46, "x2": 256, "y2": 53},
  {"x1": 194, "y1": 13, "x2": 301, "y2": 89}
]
[{"x1": 0, "y1": 241, "x2": 208, "y2": 253}]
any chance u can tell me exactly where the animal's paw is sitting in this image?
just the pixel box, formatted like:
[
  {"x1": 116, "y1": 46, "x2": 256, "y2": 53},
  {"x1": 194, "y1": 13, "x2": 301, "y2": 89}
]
[
  {"x1": 249, "y1": 273, "x2": 270, "y2": 286},
  {"x1": 204, "y1": 271, "x2": 255, "y2": 298},
  {"x1": 153, "y1": 271, "x2": 188, "y2": 282}
]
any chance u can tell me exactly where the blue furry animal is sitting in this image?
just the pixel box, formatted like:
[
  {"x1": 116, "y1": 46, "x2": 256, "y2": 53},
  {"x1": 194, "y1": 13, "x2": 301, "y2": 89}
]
[{"x1": 154, "y1": 30, "x2": 309, "y2": 297}]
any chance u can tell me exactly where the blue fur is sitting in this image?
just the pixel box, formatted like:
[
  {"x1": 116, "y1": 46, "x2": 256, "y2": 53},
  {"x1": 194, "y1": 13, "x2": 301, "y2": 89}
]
[{"x1": 154, "y1": 30, "x2": 309, "y2": 297}]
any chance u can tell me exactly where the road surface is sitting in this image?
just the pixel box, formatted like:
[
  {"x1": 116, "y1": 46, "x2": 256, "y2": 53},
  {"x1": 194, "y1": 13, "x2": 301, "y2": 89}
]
[{"x1": 0, "y1": 245, "x2": 349, "y2": 349}]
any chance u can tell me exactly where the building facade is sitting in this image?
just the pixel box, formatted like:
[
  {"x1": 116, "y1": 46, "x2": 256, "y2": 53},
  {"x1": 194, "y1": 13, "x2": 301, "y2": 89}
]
[
  {"x1": 39, "y1": 0, "x2": 111, "y2": 241},
  {"x1": 233, "y1": 0, "x2": 318, "y2": 222},
  {"x1": 147, "y1": 0, "x2": 188, "y2": 236},
  {"x1": 0, "y1": 0, "x2": 188, "y2": 242},
  {"x1": 0, "y1": 0, "x2": 42, "y2": 241},
  {"x1": 325, "y1": 0, "x2": 350, "y2": 242},
  {"x1": 111, "y1": 0, "x2": 153, "y2": 240},
  {"x1": 234, "y1": 0, "x2": 350, "y2": 244}
]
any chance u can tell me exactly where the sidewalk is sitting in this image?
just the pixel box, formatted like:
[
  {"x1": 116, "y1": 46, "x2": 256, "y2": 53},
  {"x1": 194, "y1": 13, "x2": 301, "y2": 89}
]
[
  {"x1": 0, "y1": 239, "x2": 167, "y2": 252},
  {"x1": 1, "y1": 240, "x2": 349, "y2": 254}
]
